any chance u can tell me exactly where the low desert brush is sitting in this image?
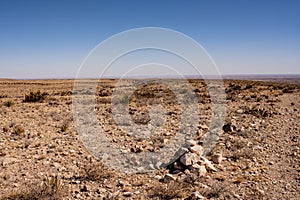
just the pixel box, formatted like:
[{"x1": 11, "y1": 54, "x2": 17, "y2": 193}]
[
  {"x1": 82, "y1": 162, "x2": 113, "y2": 182},
  {"x1": 24, "y1": 91, "x2": 48, "y2": 103},
  {"x1": 3, "y1": 100, "x2": 14, "y2": 107},
  {"x1": 12, "y1": 126, "x2": 25, "y2": 136},
  {"x1": 60, "y1": 124, "x2": 68, "y2": 132},
  {"x1": 1, "y1": 175, "x2": 66, "y2": 200}
]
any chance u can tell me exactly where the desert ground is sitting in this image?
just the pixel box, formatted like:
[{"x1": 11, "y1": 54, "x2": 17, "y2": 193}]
[{"x1": 0, "y1": 78, "x2": 299, "y2": 199}]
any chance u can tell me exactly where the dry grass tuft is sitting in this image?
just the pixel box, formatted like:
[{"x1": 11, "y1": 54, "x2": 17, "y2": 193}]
[
  {"x1": 81, "y1": 162, "x2": 114, "y2": 182},
  {"x1": 1, "y1": 175, "x2": 67, "y2": 200},
  {"x1": 60, "y1": 124, "x2": 68, "y2": 132},
  {"x1": 3, "y1": 100, "x2": 14, "y2": 107},
  {"x1": 149, "y1": 179, "x2": 192, "y2": 199},
  {"x1": 12, "y1": 126, "x2": 25, "y2": 136}
]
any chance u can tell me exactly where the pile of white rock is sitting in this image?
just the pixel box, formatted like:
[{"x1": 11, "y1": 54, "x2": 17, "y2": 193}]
[{"x1": 166, "y1": 139, "x2": 222, "y2": 176}]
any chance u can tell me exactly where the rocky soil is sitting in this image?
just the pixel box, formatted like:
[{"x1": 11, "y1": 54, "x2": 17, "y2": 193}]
[{"x1": 0, "y1": 79, "x2": 299, "y2": 199}]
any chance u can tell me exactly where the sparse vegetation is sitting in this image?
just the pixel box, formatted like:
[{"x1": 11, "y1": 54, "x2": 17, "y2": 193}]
[
  {"x1": 3, "y1": 100, "x2": 14, "y2": 107},
  {"x1": 82, "y1": 163, "x2": 113, "y2": 182},
  {"x1": 2, "y1": 126, "x2": 9, "y2": 133},
  {"x1": 0, "y1": 95, "x2": 8, "y2": 98},
  {"x1": 149, "y1": 180, "x2": 190, "y2": 199},
  {"x1": 12, "y1": 126, "x2": 25, "y2": 136},
  {"x1": 60, "y1": 91, "x2": 72, "y2": 96},
  {"x1": 60, "y1": 124, "x2": 68, "y2": 132},
  {"x1": 1, "y1": 175, "x2": 66, "y2": 200},
  {"x1": 0, "y1": 79, "x2": 299, "y2": 199},
  {"x1": 24, "y1": 91, "x2": 48, "y2": 103}
]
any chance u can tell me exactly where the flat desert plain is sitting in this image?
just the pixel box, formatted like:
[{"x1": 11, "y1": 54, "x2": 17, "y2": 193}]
[{"x1": 0, "y1": 78, "x2": 299, "y2": 199}]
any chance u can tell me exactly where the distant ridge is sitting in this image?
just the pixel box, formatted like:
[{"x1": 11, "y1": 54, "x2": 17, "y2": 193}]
[
  {"x1": 221, "y1": 74, "x2": 300, "y2": 85},
  {"x1": 1, "y1": 74, "x2": 299, "y2": 84}
]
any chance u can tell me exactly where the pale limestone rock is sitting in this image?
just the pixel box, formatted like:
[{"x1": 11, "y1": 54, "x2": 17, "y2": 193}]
[
  {"x1": 192, "y1": 164, "x2": 207, "y2": 176},
  {"x1": 180, "y1": 153, "x2": 199, "y2": 166},
  {"x1": 189, "y1": 145, "x2": 203, "y2": 156},
  {"x1": 186, "y1": 139, "x2": 197, "y2": 146},
  {"x1": 193, "y1": 191, "x2": 205, "y2": 199},
  {"x1": 200, "y1": 156, "x2": 217, "y2": 172}
]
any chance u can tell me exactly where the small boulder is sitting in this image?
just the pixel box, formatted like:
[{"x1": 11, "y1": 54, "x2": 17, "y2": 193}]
[
  {"x1": 189, "y1": 145, "x2": 203, "y2": 156},
  {"x1": 192, "y1": 191, "x2": 205, "y2": 199},
  {"x1": 212, "y1": 153, "x2": 223, "y2": 164},
  {"x1": 180, "y1": 153, "x2": 199, "y2": 166}
]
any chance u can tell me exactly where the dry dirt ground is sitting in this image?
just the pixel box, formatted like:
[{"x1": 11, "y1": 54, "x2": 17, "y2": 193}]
[{"x1": 0, "y1": 79, "x2": 299, "y2": 200}]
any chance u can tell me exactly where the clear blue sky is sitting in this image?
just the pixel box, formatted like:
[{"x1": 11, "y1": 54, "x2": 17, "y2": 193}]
[{"x1": 0, "y1": 0, "x2": 299, "y2": 79}]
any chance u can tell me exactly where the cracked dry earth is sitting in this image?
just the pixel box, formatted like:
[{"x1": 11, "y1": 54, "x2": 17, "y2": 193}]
[{"x1": 0, "y1": 79, "x2": 299, "y2": 200}]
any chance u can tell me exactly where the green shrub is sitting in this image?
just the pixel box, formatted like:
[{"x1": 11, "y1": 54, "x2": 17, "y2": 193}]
[{"x1": 24, "y1": 91, "x2": 48, "y2": 103}]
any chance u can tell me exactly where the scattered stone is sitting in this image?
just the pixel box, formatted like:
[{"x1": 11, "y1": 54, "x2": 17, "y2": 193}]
[
  {"x1": 212, "y1": 153, "x2": 223, "y2": 164},
  {"x1": 191, "y1": 164, "x2": 207, "y2": 176},
  {"x1": 162, "y1": 174, "x2": 176, "y2": 182},
  {"x1": 80, "y1": 185, "x2": 88, "y2": 192},
  {"x1": 255, "y1": 186, "x2": 265, "y2": 195},
  {"x1": 184, "y1": 169, "x2": 191, "y2": 174},
  {"x1": 236, "y1": 109, "x2": 244, "y2": 114},
  {"x1": 51, "y1": 162, "x2": 61, "y2": 169},
  {"x1": 192, "y1": 191, "x2": 205, "y2": 199},
  {"x1": 199, "y1": 156, "x2": 217, "y2": 172},
  {"x1": 180, "y1": 153, "x2": 199, "y2": 166},
  {"x1": 123, "y1": 192, "x2": 132, "y2": 197},
  {"x1": 154, "y1": 175, "x2": 163, "y2": 180},
  {"x1": 189, "y1": 145, "x2": 203, "y2": 156},
  {"x1": 186, "y1": 139, "x2": 197, "y2": 146}
]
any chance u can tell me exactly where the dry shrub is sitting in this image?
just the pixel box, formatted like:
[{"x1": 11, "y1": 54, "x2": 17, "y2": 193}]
[
  {"x1": 12, "y1": 126, "x2": 25, "y2": 136},
  {"x1": 60, "y1": 124, "x2": 68, "y2": 132},
  {"x1": 3, "y1": 100, "x2": 14, "y2": 107},
  {"x1": 24, "y1": 91, "x2": 48, "y2": 103},
  {"x1": 199, "y1": 181, "x2": 231, "y2": 199},
  {"x1": 149, "y1": 179, "x2": 192, "y2": 199},
  {"x1": 1, "y1": 175, "x2": 66, "y2": 200},
  {"x1": 82, "y1": 162, "x2": 114, "y2": 182}
]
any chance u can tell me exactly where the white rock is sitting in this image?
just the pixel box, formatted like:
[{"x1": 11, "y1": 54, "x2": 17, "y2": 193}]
[
  {"x1": 180, "y1": 153, "x2": 199, "y2": 166},
  {"x1": 186, "y1": 139, "x2": 197, "y2": 146},
  {"x1": 193, "y1": 191, "x2": 205, "y2": 199},
  {"x1": 192, "y1": 164, "x2": 207, "y2": 176},
  {"x1": 189, "y1": 145, "x2": 203, "y2": 156},
  {"x1": 236, "y1": 109, "x2": 244, "y2": 114},
  {"x1": 199, "y1": 156, "x2": 217, "y2": 172},
  {"x1": 123, "y1": 192, "x2": 132, "y2": 197}
]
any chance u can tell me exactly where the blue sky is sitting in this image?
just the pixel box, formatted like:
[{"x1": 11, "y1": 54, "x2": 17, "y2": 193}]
[{"x1": 0, "y1": 0, "x2": 299, "y2": 79}]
